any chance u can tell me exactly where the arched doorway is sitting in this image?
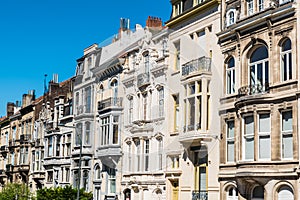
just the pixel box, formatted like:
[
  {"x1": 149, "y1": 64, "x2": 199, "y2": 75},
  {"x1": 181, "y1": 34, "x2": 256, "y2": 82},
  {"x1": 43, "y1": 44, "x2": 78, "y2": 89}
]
[{"x1": 278, "y1": 185, "x2": 294, "y2": 200}]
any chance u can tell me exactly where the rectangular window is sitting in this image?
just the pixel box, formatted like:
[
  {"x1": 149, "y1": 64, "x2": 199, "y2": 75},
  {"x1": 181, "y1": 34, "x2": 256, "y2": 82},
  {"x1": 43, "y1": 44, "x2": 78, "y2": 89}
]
[
  {"x1": 56, "y1": 136, "x2": 60, "y2": 157},
  {"x1": 227, "y1": 120, "x2": 235, "y2": 162},
  {"x1": 100, "y1": 117, "x2": 110, "y2": 146},
  {"x1": 128, "y1": 144, "x2": 132, "y2": 172},
  {"x1": 136, "y1": 140, "x2": 141, "y2": 171},
  {"x1": 247, "y1": 0, "x2": 254, "y2": 15},
  {"x1": 244, "y1": 115, "x2": 254, "y2": 160},
  {"x1": 85, "y1": 87, "x2": 91, "y2": 113},
  {"x1": 184, "y1": 81, "x2": 203, "y2": 131},
  {"x1": 282, "y1": 110, "x2": 293, "y2": 159},
  {"x1": 76, "y1": 123, "x2": 82, "y2": 146},
  {"x1": 48, "y1": 137, "x2": 53, "y2": 157},
  {"x1": 174, "y1": 41, "x2": 180, "y2": 70},
  {"x1": 108, "y1": 168, "x2": 116, "y2": 193},
  {"x1": 258, "y1": 0, "x2": 264, "y2": 11},
  {"x1": 129, "y1": 98, "x2": 133, "y2": 124},
  {"x1": 85, "y1": 122, "x2": 90, "y2": 145},
  {"x1": 158, "y1": 88, "x2": 164, "y2": 117},
  {"x1": 173, "y1": 95, "x2": 180, "y2": 131},
  {"x1": 258, "y1": 113, "x2": 271, "y2": 159},
  {"x1": 66, "y1": 168, "x2": 70, "y2": 182},
  {"x1": 158, "y1": 139, "x2": 163, "y2": 170},
  {"x1": 143, "y1": 93, "x2": 147, "y2": 120},
  {"x1": 145, "y1": 140, "x2": 149, "y2": 171},
  {"x1": 47, "y1": 171, "x2": 53, "y2": 182},
  {"x1": 112, "y1": 116, "x2": 119, "y2": 144}
]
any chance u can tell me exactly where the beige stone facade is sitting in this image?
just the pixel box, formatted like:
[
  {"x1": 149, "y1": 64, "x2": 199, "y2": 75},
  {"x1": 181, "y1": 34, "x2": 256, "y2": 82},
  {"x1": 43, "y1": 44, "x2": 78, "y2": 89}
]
[{"x1": 218, "y1": 0, "x2": 299, "y2": 199}]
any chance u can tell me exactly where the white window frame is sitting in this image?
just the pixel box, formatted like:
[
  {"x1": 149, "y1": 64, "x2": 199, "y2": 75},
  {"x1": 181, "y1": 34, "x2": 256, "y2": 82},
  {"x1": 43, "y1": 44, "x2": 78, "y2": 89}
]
[
  {"x1": 227, "y1": 186, "x2": 238, "y2": 200},
  {"x1": 158, "y1": 87, "x2": 164, "y2": 117},
  {"x1": 258, "y1": 113, "x2": 271, "y2": 160},
  {"x1": 249, "y1": 47, "x2": 269, "y2": 92},
  {"x1": 226, "y1": 9, "x2": 236, "y2": 26},
  {"x1": 281, "y1": 110, "x2": 293, "y2": 160},
  {"x1": 258, "y1": 0, "x2": 264, "y2": 11},
  {"x1": 281, "y1": 39, "x2": 292, "y2": 81},
  {"x1": 226, "y1": 57, "x2": 235, "y2": 94},
  {"x1": 243, "y1": 114, "x2": 255, "y2": 161},
  {"x1": 247, "y1": 0, "x2": 254, "y2": 15},
  {"x1": 226, "y1": 120, "x2": 235, "y2": 163},
  {"x1": 279, "y1": 0, "x2": 292, "y2": 5}
]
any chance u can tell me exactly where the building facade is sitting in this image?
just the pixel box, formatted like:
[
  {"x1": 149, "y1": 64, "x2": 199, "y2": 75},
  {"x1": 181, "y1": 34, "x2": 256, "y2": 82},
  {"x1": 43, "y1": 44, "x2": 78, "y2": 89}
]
[
  {"x1": 165, "y1": 0, "x2": 222, "y2": 199},
  {"x1": 218, "y1": 0, "x2": 299, "y2": 199}
]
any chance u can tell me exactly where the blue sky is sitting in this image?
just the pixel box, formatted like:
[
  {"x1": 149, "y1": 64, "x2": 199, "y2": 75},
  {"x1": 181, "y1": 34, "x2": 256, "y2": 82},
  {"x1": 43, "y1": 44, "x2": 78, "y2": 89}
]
[{"x1": 0, "y1": 0, "x2": 171, "y2": 117}]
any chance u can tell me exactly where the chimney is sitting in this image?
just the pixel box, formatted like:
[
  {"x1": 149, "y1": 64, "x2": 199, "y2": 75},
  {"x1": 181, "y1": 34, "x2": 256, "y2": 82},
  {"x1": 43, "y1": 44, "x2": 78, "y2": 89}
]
[
  {"x1": 7, "y1": 102, "x2": 15, "y2": 117},
  {"x1": 117, "y1": 18, "x2": 130, "y2": 40},
  {"x1": 146, "y1": 16, "x2": 163, "y2": 29},
  {"x1": 22, "y1": 90, "x2": 35, "y2": 108}
]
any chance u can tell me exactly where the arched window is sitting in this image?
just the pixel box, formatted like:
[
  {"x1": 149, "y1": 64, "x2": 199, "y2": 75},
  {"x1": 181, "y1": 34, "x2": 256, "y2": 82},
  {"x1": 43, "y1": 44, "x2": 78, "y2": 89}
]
[
  {"x1": 95, "y1": 165, "x2": 101, "y2": 180},
  {"x1": 227, "y1": 10, "x2": 235, "y2": 26},
  {"x1": 110, "y1": 79, "x2": 118, "y2": 105},
  {"x1": 227, "y1": 186, "x2": 238, "y2": 200},
  {"x1": 281, "y1": 38, "x2": 292, "y2": 81},
  {"x1": 252, "y1": 186, "x2": 264, "y2": 200},
  {"x1": 83, "y1": 170, "x2": 89, "y2": 191},
  {"x1": 278, "y1": 185, "x2": 294, "y2": 200},
  {"x1": 226, "y1": 57, "x2": 235, "y2": 94},
  {"x1": 249, "y1": 46, "x2": 269, "y2": 93}
]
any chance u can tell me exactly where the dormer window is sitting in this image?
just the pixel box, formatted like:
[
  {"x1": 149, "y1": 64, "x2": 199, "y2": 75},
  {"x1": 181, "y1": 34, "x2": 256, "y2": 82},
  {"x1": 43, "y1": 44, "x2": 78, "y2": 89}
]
[
  {"x1": 226, "y1": 9, "x2": 236, "y2": 26},
  {"x1": 173, "y1": 1, "x2": 183, "y2": 17}
]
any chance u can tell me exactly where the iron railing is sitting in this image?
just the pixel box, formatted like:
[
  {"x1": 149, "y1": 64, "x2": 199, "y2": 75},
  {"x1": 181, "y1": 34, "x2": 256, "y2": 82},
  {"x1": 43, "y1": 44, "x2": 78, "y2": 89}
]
[
  {"x1": 182, "y1": 57, "x2": 211, "y2": 76},
  {"x1": 192, "y1": 190, "x2": 208, "y2": 200},
  {"x1": 137, "y1": 72, "x2": 150, "y2": 88},
  {"x1": 98, "y1": 97, "x2": 123, "y2": 111},
  {"x1": 238, "y1": 83, "x2": 269, "y2": 96}
]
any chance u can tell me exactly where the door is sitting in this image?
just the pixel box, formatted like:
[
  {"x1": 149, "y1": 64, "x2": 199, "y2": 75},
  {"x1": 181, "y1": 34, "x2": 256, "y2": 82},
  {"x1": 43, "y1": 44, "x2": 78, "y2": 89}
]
[{"x1": 172, "y1": 181, "x2": 179, "y2": 200}]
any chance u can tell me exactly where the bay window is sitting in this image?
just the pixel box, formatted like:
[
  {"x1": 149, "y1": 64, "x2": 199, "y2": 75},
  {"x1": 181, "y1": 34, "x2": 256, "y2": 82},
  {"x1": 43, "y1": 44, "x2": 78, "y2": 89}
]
[
  {"x1": 243, "y1": 115, "x2": 254, "y2": 160},
  {"x1": 258, "y1": 113, "x2": 270, "y2": 160}
]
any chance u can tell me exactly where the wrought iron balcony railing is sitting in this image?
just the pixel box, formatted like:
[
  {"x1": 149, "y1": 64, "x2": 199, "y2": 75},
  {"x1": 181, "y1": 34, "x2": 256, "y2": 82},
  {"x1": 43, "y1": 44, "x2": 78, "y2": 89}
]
[
  {"x1": 182, "y1": 56, "x2": 211, "y2": 76},
  {"x1": 238, "y1": 83, "x2": 269, "y2": 96},
  {"x1": 98, "y1": 97, "x2": 123, "y2": 111},
  {"x1": 20, "y1": 134, "x2": 31, "y2": 143},
  {"x1": 137, "y1": 72, "x2": 150, "y2": 88},
  {"x1": 192, "y1": 190, "x2": 208, "y2": 200}
]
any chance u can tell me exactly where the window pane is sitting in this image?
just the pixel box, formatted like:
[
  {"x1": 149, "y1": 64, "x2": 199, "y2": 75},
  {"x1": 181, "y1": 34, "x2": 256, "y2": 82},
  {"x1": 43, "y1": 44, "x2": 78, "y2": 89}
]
[
  {"x1": 259, "y1": 114, "x2": 270, "y2": 132},
  {"x1": 227, "y1": 121, "x2": 234, "y2": 138},
  {"x1": 245, "y1": 137, "x2": 254, "y2": 160},
  {"x1": 259, "y1": 135, "x2": 270, "y2": 159},
  {"x1": 283, "y1": 134, "x2": 293, "y2": 159},
  {"x1": 282, "y1": 111, "x2": 292, "y2": 131},
  {"x1": 245, "y1": 116, "x2": 254, "y2": 135},
  {"x1": 250, "y1": 46, "x2": 268, "y2": 63},
  {"x1": 227, "y1": 141, "x2": 234, "y2": 162}
]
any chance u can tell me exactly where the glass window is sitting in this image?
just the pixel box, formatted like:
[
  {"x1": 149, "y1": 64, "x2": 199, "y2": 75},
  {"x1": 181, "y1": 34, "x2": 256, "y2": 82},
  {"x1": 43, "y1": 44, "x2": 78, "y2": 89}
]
[
  {"x1": 281, "y1": 39, "x2": 292, "y2": 81},
  {"x1": 95, "y1": 165, "x2": 101, "y2": 180},
  {"x1": 158, "y1": 139, "x2": 163, "y2": 170},
  {"x1": 128, "y1": 97, "x2": 133, "y2": 124},
  {"x1": 85, "y1": 87, "x2": 91, "y2": 113},
  {"x1": 48, "y1": 137, "x2": 53, "y2": 157},
  {"x1": 226, "y1": 57, "x2": 235, "y2": 94},
  {"x1": 227, "y1": 11, "x2": 235, "y2": 26},
  {"x1": 85, "y1": 122, "x2": 90, "y2": 145},
  {"x1": 244, "y1": 115, "x2": 254, "y2": 160},
  {"x1": 83, "y1": 170, "x2": 89, "y2": 191},
  {"x1": 282, "y1": 110, "x2": 293, "y2": 159},
  {"x1": 258, "y1": 0, "x2": 264, "y2": 11},
  {"x1": 227, "y1": 186, "x2": 238, "y2": 200},
  {"x1": 258, "y1": 114, "x2": 270, "y2": 159},
  {"x1": 112, "y1": 116, "x2": 119, "y2": 144},
  {"x1": 100, "y1": 117, "x2": 110, "y2": 146},
  {"x1": 247, "y1": 0, "x2": 254, "y2": 15},
  {"x1": 227, "y1": 120, "x2": 235, "y2": 162},
  {"x1": 278, "y1": 185, "x2": 294, "y2": 200},
  {"x1": 75, "y1": 123, "x2": 82, "y2": 146},
  {"x1": 249, "y1": 46, "x2": 269, "y2": 94},
  {"x1": 158, "y1": 88, "x2": 164, "y2": 117},
  {"x1": 173, "y1": 94, "x2": 180, "y2": 131},
  {"x1": 252, "y1": 186, "x2": 264, "y2": 199},
  {"x1": 145, "y1": 139, "x2": 150, "y2": 171}
]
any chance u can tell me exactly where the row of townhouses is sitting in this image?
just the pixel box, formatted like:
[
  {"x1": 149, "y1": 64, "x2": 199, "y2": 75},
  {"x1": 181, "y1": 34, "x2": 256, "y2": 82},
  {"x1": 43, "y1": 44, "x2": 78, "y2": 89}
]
[{"x1": 0, "y1": 0, "x2": 298, "y2": 199}]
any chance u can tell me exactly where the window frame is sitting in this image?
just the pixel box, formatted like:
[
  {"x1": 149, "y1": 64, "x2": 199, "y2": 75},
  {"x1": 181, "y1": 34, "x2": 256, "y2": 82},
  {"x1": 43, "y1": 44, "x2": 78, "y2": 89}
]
[
  {"x1": 243, "y1": 114, "x2": 255, "y2": 161},
  {"x1": 226, "y1": 57, "x2": 235, "y2": 94},
  {"x1": 280, "y1": 38, "x2": 292, "y2": 81},
  {"x1": 258, "y1": 113, "x2": 271, "y2": 160},
  {"x1": 226, "y1": 120, "x2": 235, "y2": 163},
  {"x1": 281, "y1": 110, "x2": 293, "y2": 160}
]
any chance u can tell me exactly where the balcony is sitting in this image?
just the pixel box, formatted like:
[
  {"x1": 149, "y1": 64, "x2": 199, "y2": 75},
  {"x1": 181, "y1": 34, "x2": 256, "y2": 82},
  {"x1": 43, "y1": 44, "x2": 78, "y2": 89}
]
[
  {"x1": 238, "y1": 83, "x2": 269, "y2": 97},
  {"x1": 137, "y1": 72, "x2": 150, "y2": 89},
  {"x1": 182, "y1": 57, "x2": 211, "y2": 77},
  {"x1": 8, "y1": 139, "x2": 16, "y2": 148},
  {"x1": 192, "y1": 190, "x2": 208, "y2": 200},
  {"x1": 32, "y1": 171, "x2": 45, "y2": 180},
  {"x1": 6, "y1": 164, "x2": 12, "y2": 173},
  {"x1": 20, "y1": 134, "x2": 31, "y2": 143},
  {"x1": 0, "y1": 145, "x2": 8, "y2": 153},
  {"x1": 98, "y1": 97, "x2": 123, "y2": 112}
]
